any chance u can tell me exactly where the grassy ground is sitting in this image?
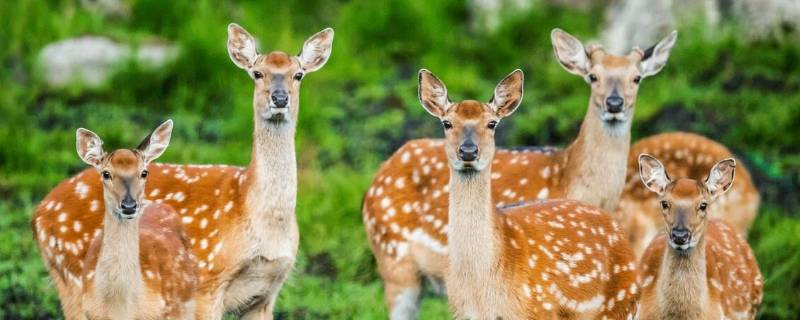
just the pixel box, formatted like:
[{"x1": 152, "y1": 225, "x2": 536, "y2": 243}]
[{"x1": 0, "y1": 0, "x2": 798, "y2": 318}]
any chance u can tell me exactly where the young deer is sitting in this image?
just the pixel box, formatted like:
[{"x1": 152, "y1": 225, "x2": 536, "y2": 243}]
[
  {"x1": 75, "y1": 120, "x2": 197, "y2": 319},
  {"x1": 416, "y1": 69, "x2": 638, "y2": 319},
  {"x1": 362, "y1": 28, "x2": 675, "y2": 318},
  {"x1": 619, "y1": 132, "x2": 760, "y2": 257},
  {"x1": 32, "y1": 24, "x2": 333, "y2": 319},
  {"x1": 637, "y1": 154, "x2": 762, "y2": 319}
]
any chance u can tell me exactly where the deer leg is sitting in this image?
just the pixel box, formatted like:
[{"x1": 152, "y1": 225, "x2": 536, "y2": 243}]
[{"x1": 380, "y1": 256, "x2": 422, "y2": 320}]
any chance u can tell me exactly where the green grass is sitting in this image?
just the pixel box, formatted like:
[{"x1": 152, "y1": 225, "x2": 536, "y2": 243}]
[{"x1": 0, "y1": 0, "x2": 798, "y2": 318}]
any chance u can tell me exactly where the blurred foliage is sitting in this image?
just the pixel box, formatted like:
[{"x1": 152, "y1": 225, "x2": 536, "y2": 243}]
[{"x1": 0, "y1": 0, "x2": 798, "y2": 318}]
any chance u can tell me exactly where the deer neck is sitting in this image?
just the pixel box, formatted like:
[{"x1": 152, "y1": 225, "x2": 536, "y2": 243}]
[
  {"x1": 447, "y1": 166, "x2": 501, "y2": 290},
  {"x1": 656, "y1": 235, "x2": 709, "y2": 319},
  {"x1": 94, "y1": 198, "x2": 143, "y2": 307},
  {"x1": 561, "y1": 102, "x2": 631, "y2": 211}
]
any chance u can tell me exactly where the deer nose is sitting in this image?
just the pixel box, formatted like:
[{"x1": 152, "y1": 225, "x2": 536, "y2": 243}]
[
  {"x1": 605, "y1": 95, "x2": 624, "y2": 113},
  {"x1": 120, "y1": 197, "x2": 137, "y2": 215},
  {"x1": 670, "y1": 227, "x2": 690, "y2": 245},
  {"x1": 458, "y1": 143, "x2": 479, "y2": 162},
  {"x1": 271, "y1": 91, "x2": 289, "y2": 108}
]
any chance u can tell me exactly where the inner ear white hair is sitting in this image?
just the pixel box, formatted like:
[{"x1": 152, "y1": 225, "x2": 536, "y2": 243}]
[
  {"x1": 551, "y1": 28, "x2": 591, "y2": 77},
  {"x1": 640, "y1": 30, "x2": 677, "y2": 78},
  {"x1": 76, "y1": 128, "x2": 105, "y2": 168},
  {"x1": 638, "y1": 153, "x2": 671, "y2": 195},
  {"x1": 298, "y1": 28, "x2": 334, "y2": 73},
  {"x1": 137, "y1": 119, "x2": 174, "y2": 164},
  {"x1": 489, "y1": 69, "x2": 524, "y2": 118},
  {"x1": 705, "y1": 158, "x2": 736, "y2": 198},
  {"x1": 227, "y1": 23, "x2": 259, "y2": 70}
]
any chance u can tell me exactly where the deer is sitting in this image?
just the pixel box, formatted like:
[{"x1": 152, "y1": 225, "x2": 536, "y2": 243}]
[
  {"x1": 618, "y1": 132, "x2": 760, "y2": 257},
  {"x1": 636, "y1": 154, "x2": 762, "y2": 319},
  {"x1": 362, "y1": 28, "x2": 676, "y2": 319},
  {"x1": 31, "y1": 23, "x2": 333, "y2": 320},
  {"x1": 415, "y1": 68, "x2": 639, "y2": 319},
  {"x1": 73, "y1": 120, "x2": 197, "y2": 319}
]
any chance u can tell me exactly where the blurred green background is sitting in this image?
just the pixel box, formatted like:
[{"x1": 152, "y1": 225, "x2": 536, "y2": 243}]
[{"x1": 1, "y1": 0, "x2": 798, "y2": 319}]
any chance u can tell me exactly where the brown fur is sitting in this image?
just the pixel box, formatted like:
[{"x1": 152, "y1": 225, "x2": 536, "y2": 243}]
[{"x1": 618, "y1": 132, "x2": 760, "y2": 257}]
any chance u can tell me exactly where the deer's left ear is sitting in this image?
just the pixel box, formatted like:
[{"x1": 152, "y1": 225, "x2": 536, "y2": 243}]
[
  {"x1": 638, "y1": 154, "x2": 670, "y2": 195},
  {"x1": 639, "y1": 31, "x2": 677, "y2": 78},
  {"x1": 137, "y1": 120, "x2": 173, "y2": 164},
  {"x1": 705, "y1": 158, "x2": 736, "y2": 198},
  {"x1": 489, "y1": 69, "x2": 524, "y2": 118},
  {"x1": 298, "y1": 28, "x2": 334, "y2": 73}
]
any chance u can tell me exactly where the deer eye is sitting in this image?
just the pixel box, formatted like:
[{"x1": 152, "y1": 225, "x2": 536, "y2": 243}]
[
  {"x1": 293, "y1": 72, "x2": 304, "y2": 81},
  {"x1": 253, "y1": 71, "x2": 264, "y2": 79},
  {"x1": 660, "y1": 200, "x2": 669, "y2": 210},
  {"x1": 699, "y1": 202, "x2": 708, "y2": 211},
  {"x1": 141, "y1": 170, "x2": 149, "y2": 178},
  {"x1": 588, "y1": 74, "x2": 598, "y2": 83},
  {"x1": 633, "y1": 75, "x2": 642, "y2": 84},
  {"x1": 102, "y1": 171, "x2": 112, "y2": 180},
  {"x1": 441, "y1": 120, "x2": 453, "y2": 130},
  {"x1": 487, "y1": 120, "x2": 498, "y2": 130}
]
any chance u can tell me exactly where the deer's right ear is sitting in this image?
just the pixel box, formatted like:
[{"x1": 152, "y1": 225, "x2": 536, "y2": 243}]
[
  {"x1": 227, "y1": 23, "x2": 259, "y2": 70},
  {"x1": 551, "y1": 29, "x2": 591, "y2": 77},
  {"x1": 137, "y1": 119, "x2": 173, "y2": 164},
  {"x1": 490, "y1": 69, "x2": 524, "y2": 118},
  {"x1": 418, "y1": 69, "x2": 450, "y2": 118},
  {"x1": 638, "y1": 154, "x2": 670, "y2": 195},
  {"x1": 76, "y1": 128, "x2": 105, "y2": 168}
]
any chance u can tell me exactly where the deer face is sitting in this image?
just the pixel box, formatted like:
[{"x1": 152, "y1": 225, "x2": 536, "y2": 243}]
[
  {"x1": 227, "y1": 23, "x2": 333, "y2": 124},
  {"x1": 76, "y1": 120, "x2": 173, "y2": 220},
  {"x1": 551, "y1": 29, "x2": 677, "y2": 136},
  {"x1": 418, "y1": 69, "x2": 523, "y2": 173},
  {"x1": 638, "y1": 154, "x2": 736, "y2": 254}
]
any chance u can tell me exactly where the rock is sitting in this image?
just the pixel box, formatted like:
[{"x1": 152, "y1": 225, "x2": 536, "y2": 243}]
[{"x1": 37, "y1": 36, "x2": 178, "y2": 89}]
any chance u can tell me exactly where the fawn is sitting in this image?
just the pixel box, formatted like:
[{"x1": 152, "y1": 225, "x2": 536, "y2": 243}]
[
  {"x1": 619, "y1": 133, "x2": 760, "y2": 257},
  {"x1": 32, "y1": 24, "x2": 333, "y2": 319},
  {"x1": 73, "y1": 120, "x2": 197, "y2": 319},
  {"x1": 416, "y1": 68, "x2": 639, "y2": 319},
  {"x1": 362, "y1": 28, "x2": 675, "y2": 318},
  {"x1": 637, "y1": 154, "x2": 762, "y2": 319}
]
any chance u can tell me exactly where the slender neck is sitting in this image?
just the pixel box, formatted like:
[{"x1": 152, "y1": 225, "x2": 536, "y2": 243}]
[
  {"x1": 244, "y1": 112, "x2": 298, "y2": 219},
  {"x1": 447, "y1": 167, "x2": 499, "y2": 279},
  {"x1": 561, "y1": 101, "x2": 632, "y2": 211},
  {"x1": 657, "y1": 235, "x2": 708, "y2": 319},
  {"x1": 95, "y1": 194, "x2": 142, "y2": 302}
]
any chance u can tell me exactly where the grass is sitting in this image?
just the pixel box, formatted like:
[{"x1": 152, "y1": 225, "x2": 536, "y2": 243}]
[{"x1": 0, "y1": 0, "x2": 798, "y2": 318}]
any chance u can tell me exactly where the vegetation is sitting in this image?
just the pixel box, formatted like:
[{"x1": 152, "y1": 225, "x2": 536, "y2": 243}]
[{"x1": 0, "y1": 0, "x2": 797, "y2": 318}]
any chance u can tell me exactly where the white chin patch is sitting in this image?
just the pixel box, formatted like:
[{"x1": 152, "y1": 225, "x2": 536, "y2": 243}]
[{"x1": 668, "y1": 240, "x2": 696, "y2": 252}]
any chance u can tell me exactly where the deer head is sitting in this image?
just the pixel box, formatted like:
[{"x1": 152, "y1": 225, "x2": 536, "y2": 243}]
[
  {"x1": 638, "y1": 154, "x2": 736, "y2": 254},
  {"x1": 551, "y1": 29, "x2": 677, "y2": 136},
  {"x1": 76, "y1": 120, "x2": 173, "y2": 220},
  {"x1": 418, "y1": 69, "x2": 524, "y2": 174},
  {"x1": 227, "y1": 23, "x2": 333, "y2": 125}
]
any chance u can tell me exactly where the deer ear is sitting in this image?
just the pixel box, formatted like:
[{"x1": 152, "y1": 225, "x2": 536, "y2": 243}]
[
  {"x1": 298, "y1": 28, "x2": 334, "y2": 73},
  {"x1": 705, "y1": 158, "x2": 736, "y2": 198},
  {"x1": 640, "y1": 30, "x2": 677, "y2": 78},
  {"x1": 489, "y1": 69, "x2": 524, "y2": 118},
  {"x1": 137, "y1": 120, "x2": 173, "y2": 164},
  {"x1": 551, "y1": 29, "x2": 591, "y2": 77},
  {"x1": 638, "y1": 154, "x2": 670, "y2": 195},
  {"x1": 227, "y1": 23, "x2": 259, "y2": 70},
  {"x1": 418, "y1": 69, "x2": 450, "y2": 118},
  {"x1": 76, "y1": 128, "x2": 105, "y2": 168}
]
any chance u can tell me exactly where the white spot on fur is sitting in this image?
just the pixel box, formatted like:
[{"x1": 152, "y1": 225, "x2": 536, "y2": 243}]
[{"x1": 537, "y1": 188, "x2": 549, "y2": 199}]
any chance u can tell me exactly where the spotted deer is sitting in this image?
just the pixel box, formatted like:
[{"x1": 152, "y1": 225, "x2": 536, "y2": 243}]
[
  {"x1": 414, "y1": 69, "x2": 638, "y2": 319},
  {"x1": 362, "y1": 28, "x2": 675, "y2": 318},
  {"x1": 637, "y1": 154, "x2": 762, "y2": 319},
  {"x1": 71, "y1": 120, "x2": 197, "y2": 319},
  {"x1": 31, "y1": 23, "x2": 333, "y2": 319},
  {"x1": 619, "y1": 132, "x2": 760, "y2": 257}
]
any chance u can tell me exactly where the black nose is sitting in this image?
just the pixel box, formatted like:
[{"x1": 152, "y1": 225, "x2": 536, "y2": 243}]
[
  {"x1": 670, "y1": 227, "x2": 690, "y2": 245},
  {"x1": 271, "y1": 92, "x2": 289, "y2": 108},
  {"x1": 605, "y1": 95, "x2": 624, "y2": 113},
  {"x1": 120, "y1": 199, "x2": 137, "y2": 215},
  {"x1": 458, "y1": 144, "x2": 479, "y2": 162}
]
